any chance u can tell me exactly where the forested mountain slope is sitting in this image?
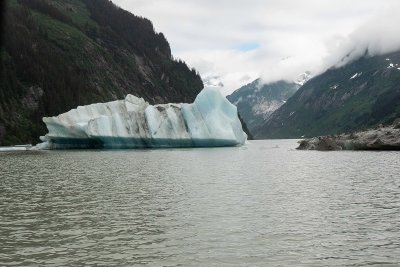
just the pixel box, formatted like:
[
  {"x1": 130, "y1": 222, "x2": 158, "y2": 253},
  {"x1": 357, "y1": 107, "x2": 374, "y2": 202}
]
[
  {"x1": 0, "y1": 0, "x2": 203, "y2": 145},
  {"x1": 255, "y1": 51, "x2": 400, "y2": 139}
]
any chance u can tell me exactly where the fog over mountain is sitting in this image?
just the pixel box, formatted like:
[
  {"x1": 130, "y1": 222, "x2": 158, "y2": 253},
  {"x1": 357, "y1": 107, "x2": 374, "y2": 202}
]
[
  {"x1": 261, "y1": 2, "x2": 400, "y2": 89},
  {"x1": 92, "y1": 0, "x2": 400, "y2": 94},
  {"x1": 323, "y1": 4, "x2": 400, "y2": 69}
]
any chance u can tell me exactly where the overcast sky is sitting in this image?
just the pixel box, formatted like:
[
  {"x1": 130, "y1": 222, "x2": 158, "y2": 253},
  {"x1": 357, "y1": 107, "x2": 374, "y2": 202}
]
[{"x1": 113, "y1": 0, "x2": 400, "y2": 95}]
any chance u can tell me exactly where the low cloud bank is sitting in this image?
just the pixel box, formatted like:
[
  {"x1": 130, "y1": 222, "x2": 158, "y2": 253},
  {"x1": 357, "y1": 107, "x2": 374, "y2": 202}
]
[{"x1": 260, "y1": 3, "x2": 400, "y2": 86}]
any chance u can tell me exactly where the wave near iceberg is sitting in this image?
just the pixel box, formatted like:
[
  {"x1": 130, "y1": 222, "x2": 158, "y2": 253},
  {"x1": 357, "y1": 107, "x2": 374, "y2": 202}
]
[{"x1": 36, "y1": 88, "x2": 247, "y2": 149}]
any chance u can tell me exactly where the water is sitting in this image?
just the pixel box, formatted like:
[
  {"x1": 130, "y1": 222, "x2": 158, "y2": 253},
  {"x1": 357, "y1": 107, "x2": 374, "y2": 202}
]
[{"x1": 1, "y1": 140, "x2": 399, "y2": 266}]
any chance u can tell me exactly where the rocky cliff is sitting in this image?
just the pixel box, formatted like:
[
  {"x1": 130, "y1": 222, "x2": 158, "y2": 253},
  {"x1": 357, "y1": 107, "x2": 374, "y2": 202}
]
[{"x1": 227, "y1": 79, "x2": 300, "y2": 134}]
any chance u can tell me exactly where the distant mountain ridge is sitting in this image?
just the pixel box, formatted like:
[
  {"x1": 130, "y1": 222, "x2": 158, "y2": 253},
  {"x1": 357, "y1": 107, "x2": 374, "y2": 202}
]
[
  {"x1": 255, "y1": 51, "x2": 400, "y2": 139},
  {"x1": 0, "y1": 0, "x2": 203, "y2": 145},
  {"x1": 227, "y1": 72, "x2": 311, "y2": 134}
]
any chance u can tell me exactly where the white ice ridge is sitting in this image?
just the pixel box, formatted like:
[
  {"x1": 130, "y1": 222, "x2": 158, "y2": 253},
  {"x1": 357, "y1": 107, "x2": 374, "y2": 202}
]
[{"x1": 37, "y1": 88, "x2": 247, "y2": 149}]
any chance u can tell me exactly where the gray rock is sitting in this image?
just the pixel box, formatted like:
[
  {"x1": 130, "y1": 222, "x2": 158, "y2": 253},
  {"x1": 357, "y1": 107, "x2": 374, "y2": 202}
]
[
  {"x1": 22, "y1": 86, "x2": 44, "y2": 110},
  {"x1": 297, "y1": 119, "x2": 400, "y2": 150},
  {"x1": 393, "y1": 118, "x2": 400, "y2": 129}
]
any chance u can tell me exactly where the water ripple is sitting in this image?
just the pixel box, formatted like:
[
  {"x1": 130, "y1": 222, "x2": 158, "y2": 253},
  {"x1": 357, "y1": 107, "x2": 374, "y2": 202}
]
[{"x1": 1, "y1": 140, "x2": 400, "y2": 266}]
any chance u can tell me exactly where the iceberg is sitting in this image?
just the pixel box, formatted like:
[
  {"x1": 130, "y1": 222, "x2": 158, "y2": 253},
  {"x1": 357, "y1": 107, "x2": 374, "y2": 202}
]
[{"x1": 37, "y1": 88, "x2": 247, "y2": 149}]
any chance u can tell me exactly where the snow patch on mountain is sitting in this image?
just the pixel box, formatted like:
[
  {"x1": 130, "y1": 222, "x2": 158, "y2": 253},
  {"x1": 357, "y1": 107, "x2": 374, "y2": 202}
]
[
  {"x1": 387, "y1": 63, "x2": 395, "y2": 69},
  {"x1": 252, "y1": 99, "x2": 285, "y2": 120},
  {"x1": 350, "y1": 72, "x2": 362, "y2": 79}
]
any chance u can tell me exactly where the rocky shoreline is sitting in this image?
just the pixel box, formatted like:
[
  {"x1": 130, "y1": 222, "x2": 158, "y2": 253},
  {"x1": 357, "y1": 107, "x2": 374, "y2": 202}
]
[{"x1": 297, "y1": 119, "x2": 400, "y2": 151}]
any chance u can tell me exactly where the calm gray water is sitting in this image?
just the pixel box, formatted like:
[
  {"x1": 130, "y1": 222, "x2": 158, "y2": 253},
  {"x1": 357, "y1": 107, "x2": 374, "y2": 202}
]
[{"x1": 1, "y1": 140, "x2": 399, "y2": 266}]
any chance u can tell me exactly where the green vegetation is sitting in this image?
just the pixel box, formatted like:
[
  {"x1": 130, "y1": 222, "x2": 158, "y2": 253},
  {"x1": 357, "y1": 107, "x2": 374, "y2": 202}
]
[
  {"x1": 256, "y1": 51, "x2": 400, "y2": 139},
  {"x1": 0, "y1": 0, "x2": 203, "y2": 145}
]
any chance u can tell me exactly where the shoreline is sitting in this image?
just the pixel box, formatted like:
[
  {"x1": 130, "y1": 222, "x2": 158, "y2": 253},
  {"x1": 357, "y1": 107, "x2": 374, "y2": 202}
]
[{"x1": 297, "y1": 119, "x2": 400, "y2": 151}]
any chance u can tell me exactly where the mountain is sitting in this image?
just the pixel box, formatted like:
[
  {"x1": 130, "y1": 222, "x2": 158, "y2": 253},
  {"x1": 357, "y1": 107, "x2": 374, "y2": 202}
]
[
  {"x1": 227, "y1": 72, "x2": 311, "y2": 134},
  {"x1": 0, "y1": 0, "x2": 203, "y2": 145},
  {"x1": 255, "y1": 51, "x2": 400, "y2": 139}
]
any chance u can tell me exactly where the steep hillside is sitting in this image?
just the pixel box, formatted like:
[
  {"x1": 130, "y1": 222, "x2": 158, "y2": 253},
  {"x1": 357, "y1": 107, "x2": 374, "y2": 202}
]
[
  {"x1": 255, "y1": 51, "x2": 400, "y2": 139},
  {"x1": 227, "y1": 73, "x2": 310, "y2": 133},
  {"x1": 0, "y1": 0, "x2": 203, "y2": 145}
]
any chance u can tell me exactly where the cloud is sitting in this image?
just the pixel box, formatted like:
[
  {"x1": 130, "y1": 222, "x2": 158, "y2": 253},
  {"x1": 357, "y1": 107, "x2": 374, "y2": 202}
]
[
  {"x1": 112, "y1": 0, "x2": 400, "y2": 95},
  {"x1": 322, "y1": 2, "x2": 400, "y2": 69}
]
